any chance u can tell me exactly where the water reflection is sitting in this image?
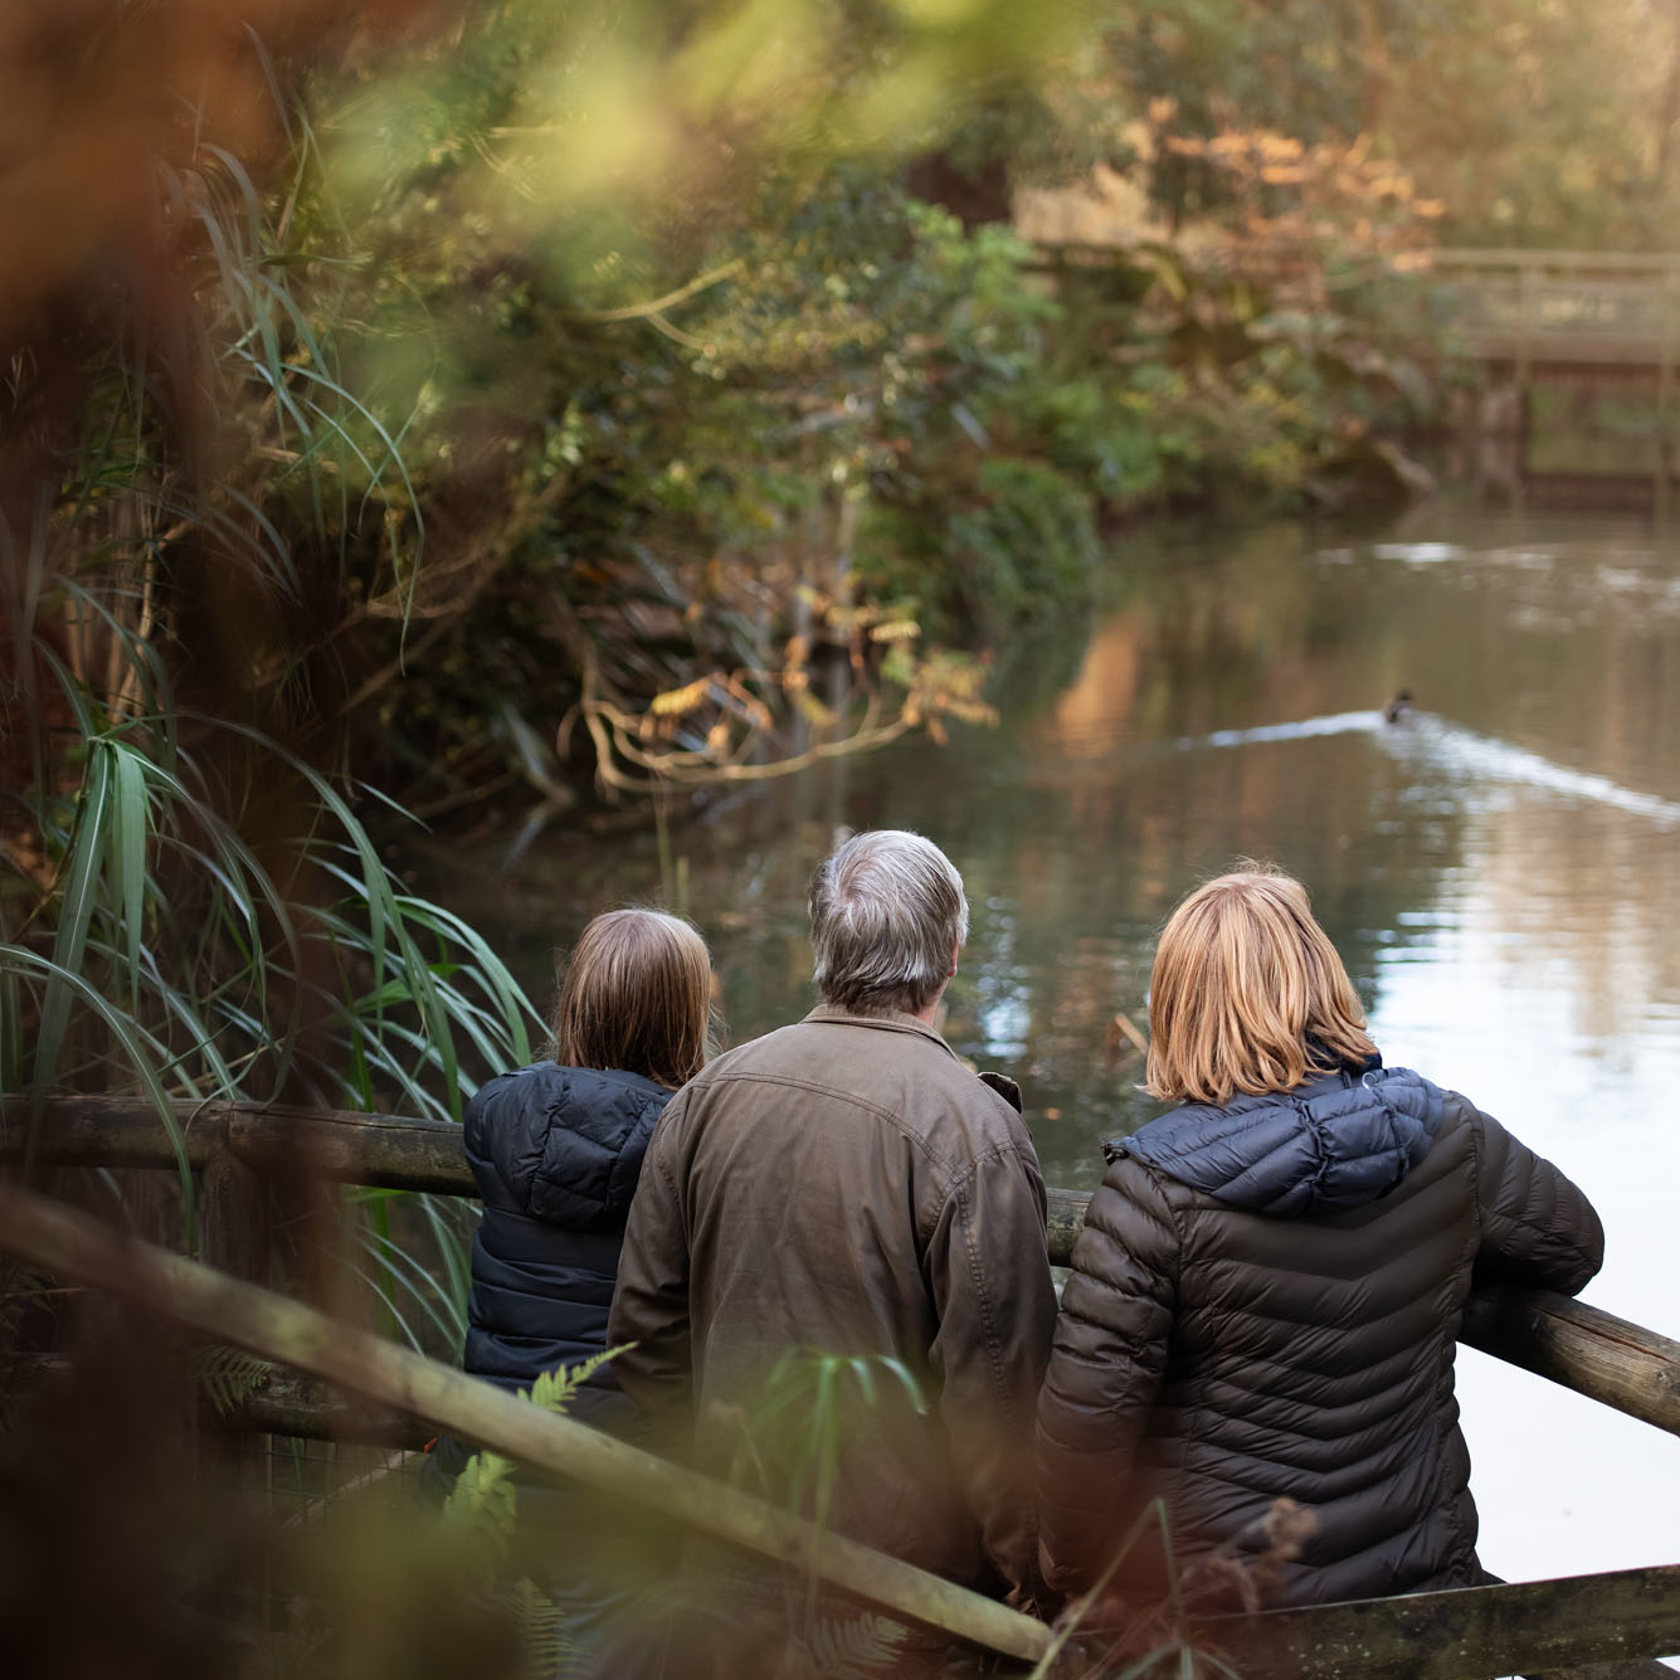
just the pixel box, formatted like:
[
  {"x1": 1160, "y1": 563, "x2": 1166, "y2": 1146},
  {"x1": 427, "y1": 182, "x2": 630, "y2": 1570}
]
[
  {"x1": 1183, "y1": 705, "x2": 1680, "y2": 825},
  {"x1": 423, "y1": 506, "x2": 1680, "y2": 1587}
]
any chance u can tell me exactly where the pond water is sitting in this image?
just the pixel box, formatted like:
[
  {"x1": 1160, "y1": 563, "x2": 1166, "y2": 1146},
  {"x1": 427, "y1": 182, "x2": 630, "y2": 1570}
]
[{"x1": 427, "y1": 505, "x2": 1680, "y2": 1593}]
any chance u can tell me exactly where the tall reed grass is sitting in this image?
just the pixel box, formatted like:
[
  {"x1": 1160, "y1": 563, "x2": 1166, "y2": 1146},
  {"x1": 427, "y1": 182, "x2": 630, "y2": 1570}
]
[{"x1": 0, "y1": 73, "x2": 538, "y2": 1345}]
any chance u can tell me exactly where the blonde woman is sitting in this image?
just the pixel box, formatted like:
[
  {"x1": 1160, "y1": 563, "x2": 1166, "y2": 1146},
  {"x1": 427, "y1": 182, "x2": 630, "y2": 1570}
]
[{"x1": 1036, "y1": 866, "x2": 1604, "y2": 1615}]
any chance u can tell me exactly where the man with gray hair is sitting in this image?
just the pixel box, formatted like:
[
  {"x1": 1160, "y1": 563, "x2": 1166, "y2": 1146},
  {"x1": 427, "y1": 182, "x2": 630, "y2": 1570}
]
[{"x1": 610, "y1": 829, "x2": 1057, "y2": 1664}]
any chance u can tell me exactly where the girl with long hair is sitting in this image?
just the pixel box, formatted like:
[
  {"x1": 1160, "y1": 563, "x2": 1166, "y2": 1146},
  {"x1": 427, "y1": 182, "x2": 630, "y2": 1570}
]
[{"x1": 447, "y1": 907, "x2": 713, "y2": 1677}]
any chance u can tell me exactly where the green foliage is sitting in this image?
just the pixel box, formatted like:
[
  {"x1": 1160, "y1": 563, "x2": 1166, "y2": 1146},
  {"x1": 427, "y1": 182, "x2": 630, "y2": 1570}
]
[
  {"x1": 1, "y1": 76, "x2": 547, "y2": 1209},
  {"x1": 444, "y1": 1448, "x2": 522, "y2": 1577},
  {"x1": 192, "y1": 1345, "x2": 275, "y2": 1417},
  {"x1": 1091, "y1": 0, "x2": 1680, "y2": 251},
  {"x1": 494, "y1": 1577, "x2": 566, "y2": 1680},
  {"x1": 441, "y1": 1350, "x2": 624, "y2": 1674},
  {"x1": 860, "y1": 456, "x2": 1102, "y2": 637},
  {"x1": 351, "y1": 1191, "x2": 476, "y2": 1356},
  {"x1": 728, "y1": 1349, "x2": 929, "y2": 1625},
  {"x1": 445, "y1": 1348, "x2": 625, "y2": 1565},
  {"x1": 0, "y1": 695, "x2": 543, "y2": 1125},
  {"x1": 793, "y1": 1610, "x2": 913, "y2": 1680},
  {"x1": 7, "y1": 0, "x2": 1468, "y2": 886},
  {"x1": 1377, "y1": 0, "x2": 1679, "y2": 249},
  {"x1": 949, "y1": 458, "x2": 1103, "y2": 624}
]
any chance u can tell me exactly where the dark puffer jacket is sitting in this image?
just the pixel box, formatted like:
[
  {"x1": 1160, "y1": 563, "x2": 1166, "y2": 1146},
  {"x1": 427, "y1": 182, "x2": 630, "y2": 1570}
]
[
  {"x1": 464, "y1": 1061, "x2": 671, "y2": 1432},
  {"x1": 1036, "y1": 1062, "x2": 1604, "y2": 1609}
]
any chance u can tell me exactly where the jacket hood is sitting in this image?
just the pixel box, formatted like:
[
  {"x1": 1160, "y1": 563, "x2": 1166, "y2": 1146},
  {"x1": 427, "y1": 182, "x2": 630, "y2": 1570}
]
[
  {"x1": 1116, "y1": 1063, "x2": 1447, "y2": 1216},
  {"x1": 464, "y1": 1061, "x2": 670, "y2": 1231}
]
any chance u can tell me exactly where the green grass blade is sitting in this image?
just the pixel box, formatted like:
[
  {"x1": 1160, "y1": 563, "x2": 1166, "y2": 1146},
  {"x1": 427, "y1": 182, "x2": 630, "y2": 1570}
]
[
  {"x1": 359, "y1": 1223, "x2": 468, "y2": 1348},
  {"x1": 35, "y1": 744, "x2": 113, "y2": 1094},
  {"x1": 108, "y1": 742, "x2": 150, "y2": 1009},
  {"x1": 396, "y1": 897, "x2": 542, "y2": 1061},
  {"x1": 0, "y1": 946, "x2": 197, "y2": 1244}
]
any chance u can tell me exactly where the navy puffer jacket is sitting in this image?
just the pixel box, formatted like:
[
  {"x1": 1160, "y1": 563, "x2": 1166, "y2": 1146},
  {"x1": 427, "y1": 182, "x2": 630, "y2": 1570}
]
[
  {"x1": 463, "y1": 1061, "x2": 670, "y2": 1432},
  {"x1": 1037, "y1": 1060, "x2": 1604, "y2": 1610}
]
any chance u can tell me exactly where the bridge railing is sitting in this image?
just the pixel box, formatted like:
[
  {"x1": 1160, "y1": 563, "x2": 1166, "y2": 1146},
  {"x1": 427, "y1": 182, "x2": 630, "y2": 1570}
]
[
  {"x1": 4, "y1": 1094, "x2": 1679, "y2": 1677},
  {"x1": 1418, "y1": 249, "x2": 1680, "y2": 371},
  {"x1": 1034, "y1": 238, "x2": 1680, "y2": 376},
  {"x1": 3, "y1": 1093, "x2": 1678, "y2": 1441}
]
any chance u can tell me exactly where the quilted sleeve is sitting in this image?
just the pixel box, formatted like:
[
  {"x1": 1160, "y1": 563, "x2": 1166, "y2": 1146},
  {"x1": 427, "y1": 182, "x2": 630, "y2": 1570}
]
[
  {"x1": 1463, "y1": 1095, "x2": 1605, "y2": 1295},
  {"x1": 462, "y1": 1067, "x2": 538, "y2": 1213},
  {"x1": 1035, "y1": 1155, "x2": 1180, "y2": 1598}
]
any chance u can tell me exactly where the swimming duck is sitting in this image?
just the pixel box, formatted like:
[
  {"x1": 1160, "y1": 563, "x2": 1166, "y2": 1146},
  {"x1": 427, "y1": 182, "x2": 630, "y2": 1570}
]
[{"x1": 1383, "y1": 690, "x2": 1414, "y2": 725}]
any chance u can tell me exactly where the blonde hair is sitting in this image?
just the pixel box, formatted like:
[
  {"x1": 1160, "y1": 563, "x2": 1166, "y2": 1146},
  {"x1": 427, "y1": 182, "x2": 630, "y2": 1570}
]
[
  {"x1": 1145, "y1": 865, "x2": 1376, "y2": 1107},
  {"x1": 553, "y1": 909, "x2": 713, "y2": 1090}
]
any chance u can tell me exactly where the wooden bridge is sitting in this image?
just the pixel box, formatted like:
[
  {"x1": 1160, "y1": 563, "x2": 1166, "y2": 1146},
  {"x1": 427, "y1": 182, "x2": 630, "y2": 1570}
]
[
  {"x1": 1037, "y1": 242, "x2": 1680, "y2": 378},
  {"x1": 1036, "y1": 242, "x2": 1680, "y2": 493},
  {"x1": 1412, "y1": 250, "x2": 1680, "y2": 503},
  {"x1": 1420, "y1": 249, "x2": 1680, "y2": 380}
]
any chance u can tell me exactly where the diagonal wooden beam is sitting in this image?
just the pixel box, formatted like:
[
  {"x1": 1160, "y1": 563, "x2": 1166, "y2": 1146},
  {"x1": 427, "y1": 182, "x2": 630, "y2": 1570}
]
[{"x1": 0, "y1": 1184, "x2": 1054, "y2": 1667}]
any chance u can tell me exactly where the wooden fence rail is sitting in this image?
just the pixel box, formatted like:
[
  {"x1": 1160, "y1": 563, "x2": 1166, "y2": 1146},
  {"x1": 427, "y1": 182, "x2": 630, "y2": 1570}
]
[
  {"x1": 5, "y1": 1096, "x2": 1679, "y2": 1441},
  {"x1": 0, "y1": 1180, "x2": 1675, "y2": 1680}
]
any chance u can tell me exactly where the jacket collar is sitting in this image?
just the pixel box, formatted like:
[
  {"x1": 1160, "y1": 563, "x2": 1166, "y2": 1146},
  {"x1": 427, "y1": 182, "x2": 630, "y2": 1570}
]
[{"x1": 801, "y1": 1002, "x2": 964, "y2": 1063}]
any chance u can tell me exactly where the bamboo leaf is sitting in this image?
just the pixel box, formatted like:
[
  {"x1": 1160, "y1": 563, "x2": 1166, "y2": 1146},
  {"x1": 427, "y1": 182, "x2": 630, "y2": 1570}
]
[
  {"x1": 108, "y1": 742, "x2": 150, "y2": 1008},
  {"x1": 194, "y1": 1344, "x2": 274, "y2": 1415},
  {"x1": 0, "y1": 947, "x2": 196, "y2": 1243},
  {"x1": 35, "y1": 744, "x2": 113, "y2": 1096}
]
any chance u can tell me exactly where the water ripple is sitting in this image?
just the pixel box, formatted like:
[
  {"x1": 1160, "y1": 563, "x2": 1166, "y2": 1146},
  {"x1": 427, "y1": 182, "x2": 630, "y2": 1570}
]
[{"x1": 1180, "y1": 710, "x2": 1680, "y2": 827}]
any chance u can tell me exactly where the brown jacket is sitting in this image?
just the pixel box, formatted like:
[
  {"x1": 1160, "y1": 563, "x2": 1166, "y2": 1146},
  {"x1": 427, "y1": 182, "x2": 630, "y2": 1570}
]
[
  {"x1": 1037, "y1": 1067, "x2": 1605, "y2": 1611},
  {"x1": 609, "y1": 1005, "x2": 1058, "y2": 1599}
]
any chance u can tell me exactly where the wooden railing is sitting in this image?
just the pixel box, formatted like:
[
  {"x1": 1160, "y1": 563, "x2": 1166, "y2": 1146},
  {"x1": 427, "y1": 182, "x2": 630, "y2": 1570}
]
[
  {"x1": 1037, "y1": 239, "x2": 1680, "y2": 381},
  {"x1": 3, "y1": 1095, "x2": 1678, "y2": 1677},
  {"x1": 5, "y1": 1095, "x2": 1677, "y2": 1441},
  {"x1": 1420, "y1": 249, "x2": 1680, "y2": 381}
]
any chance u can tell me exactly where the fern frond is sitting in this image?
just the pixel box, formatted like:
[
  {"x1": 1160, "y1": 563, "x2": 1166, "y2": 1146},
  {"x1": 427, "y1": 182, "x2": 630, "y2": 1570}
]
[
  {"x1": 519, "y1": 1342, "x2": 628, "y2": 1416},
  {"x1": 795, "y1": 1612, "x2": 911, "y2": 1680},
  {"x1": 193, "y1": 1344, "x2": 273, "y2": 1415},
  {"x1": 445, "y1": 1349, "x2": 631, "y2": 1598},
  {"x1": 495, "y1": 1576, "x2": 574, "y2": 1680},
  {"x1": 0, "y1": 1261, "x2": 55, "y2": 1346},
  {"x1": 444, "y1": 1449, "x2": 519, "y2": 1574}
]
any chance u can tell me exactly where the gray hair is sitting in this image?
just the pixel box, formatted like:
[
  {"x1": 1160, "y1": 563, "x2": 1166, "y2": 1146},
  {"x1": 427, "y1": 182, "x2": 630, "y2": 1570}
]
[{"x1": 809, "y1": 830, "x2": 969, "y2": 1015}]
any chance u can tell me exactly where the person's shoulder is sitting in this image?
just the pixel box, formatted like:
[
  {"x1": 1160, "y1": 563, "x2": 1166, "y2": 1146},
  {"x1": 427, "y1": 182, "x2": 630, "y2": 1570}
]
[
  {"x1": 463, "y1": 1061, "x2": 550, "y2": 1146},
  {"x1": 1377, "y1": 1069, "x2": 1478, "y2": 1139},
  {"x1": 1427, "y1": 1083, "x2": 1510, "y2": 1156},
  {"x1": 912, "y1": 1054, "x2": 1040, "y2": 1167},
  {"x1": 469, "y1": 1060, "x2": 667, "y2": 1147},
  {"x1": 687, "y1": 1013, "x2": 954, "y2": 1088},
  {"x1": 646, "y1": 1024, "x2": 817, "y2": 1133},
  {"x1": 680, "y1": 1020, "x2": 819, "y2": 1087}
]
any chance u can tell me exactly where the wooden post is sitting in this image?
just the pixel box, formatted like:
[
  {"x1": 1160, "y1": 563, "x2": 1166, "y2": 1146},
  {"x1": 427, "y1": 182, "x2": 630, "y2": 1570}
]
[
  {"x1": 199, "y1": 1147, "x2": 270, "y2": 1288},
  {"x1": 196, "y1": 1144, "x2": 274, "y2": 1617},
  {"x1": 1514, "y1": 260, "x2": 1537, "y2": 508},
  {"x1": 1658, "y1": 268, "x2": 1675, "y2": 521}
]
